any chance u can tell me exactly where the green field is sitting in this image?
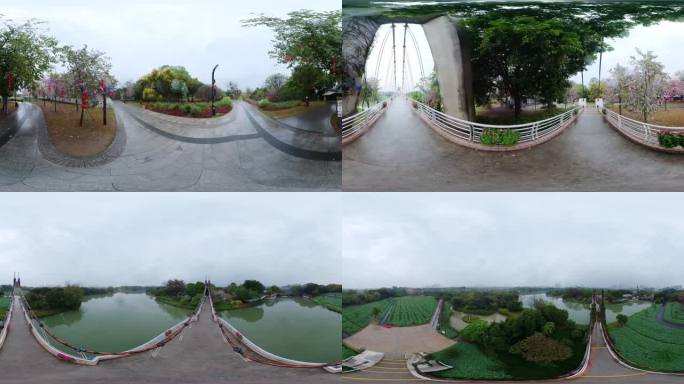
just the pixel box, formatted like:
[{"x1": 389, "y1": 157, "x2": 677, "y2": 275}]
[
  {"x1": 665, "y1": 302, "x2": 684, "y2": 325},
  {"x1": 610, "y1": 305, "x2": 684, "y2": 371},
  {"x1": 386, "y1": 296, "x2": 437, "y2": 326},
  {"x1": 431, "y1": 343, "x2": 511, "y2": 379},
  {"x1": 343, "y1": 299, "x2": 391, "y2": 336},
  {"x1": 313, "y1": 293, "x2": 341, "y2": 313},
  {"x1": 0, "y1": 296, "x2": 10, "y2": 321}
]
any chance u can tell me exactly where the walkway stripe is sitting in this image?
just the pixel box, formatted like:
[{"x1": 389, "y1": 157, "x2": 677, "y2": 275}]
[
  {"x1": 365, "y1": 370, "x2": 412, "y2": 374},
  {"x1": 585, "y1": 372, "x2": 649, "y2": 378},
  {"x1": 342, "y1": 377, "x2": 421, "y2": 382}
]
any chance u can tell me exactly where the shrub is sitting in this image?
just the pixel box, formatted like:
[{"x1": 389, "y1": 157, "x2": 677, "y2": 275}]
[
  {"x1": 143, "y1": 87, "x2": 160, "y2": 101},
  {"x1": 258, "y1": 99, "x2": 271, "y2": 108},
  {"x1": 480, "y1": 128, "x2": 521, "y2": 146},
  {"x1": 215, "y1": 96, "x2": 233, "y2": 108},
  {"x1": 519, "y1": 333, "x2": 572, "y2": 363},
  {"x1": 658, "y1": 132, "x2": 684, "y2": 148}
]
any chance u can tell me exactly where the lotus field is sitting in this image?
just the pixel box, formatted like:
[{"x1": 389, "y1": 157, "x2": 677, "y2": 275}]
[
  {"x1": 342, "y1": 298, "x2": 391, "y2": 335},
  {"x1": 431, "y1": 343, "x2": 511, "y2": 379},
  {"x1": 610, "y1": 305, "x2": 684, "y2": 371},
  {"x1": 386, "y1": 296, "x2": 437, "y2": 326},
  {"x1": 665, "y1": 302, "x2": 684, "y2": 325}
]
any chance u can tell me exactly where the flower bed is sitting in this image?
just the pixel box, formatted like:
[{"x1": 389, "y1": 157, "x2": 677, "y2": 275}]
[{"x1": 143, "y1": 96, "x2": 232, "y2": 118}]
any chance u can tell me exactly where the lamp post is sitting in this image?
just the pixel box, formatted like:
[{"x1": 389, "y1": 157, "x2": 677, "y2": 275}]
[{"x1": 211, "y1": 64, "x2": 219, "y2": 116}]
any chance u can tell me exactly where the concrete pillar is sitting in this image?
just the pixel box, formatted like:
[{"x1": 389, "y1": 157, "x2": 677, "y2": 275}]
[
  {"x1": 342, "y1": 17, "x2": 381, "y2": 116},
  {"x1": 422, "y1": 16, "x2": 475, "y2": 121}
]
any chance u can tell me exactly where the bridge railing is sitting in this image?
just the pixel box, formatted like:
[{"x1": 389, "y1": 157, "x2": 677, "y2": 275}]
[
  {"x1": 413, "y1": 100, "x2": 582, "y2": 149},
  {"x1": 0, "y1": 294, "x2": 14, "y2": 350},
  {"x1": 601, "y1": 106, "x2": 684, "y2": 150},
  {"x1": 342, "y1": 100, "x2": 388, "y2": 144}
]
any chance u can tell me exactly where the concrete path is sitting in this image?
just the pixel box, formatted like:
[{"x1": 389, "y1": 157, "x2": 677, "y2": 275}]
[
  {"x1": 0, "y1": 102, "x2": 340, "y2": 191},
  {"x1": 343, "y1": 323, "x2": 456, "y2": 357},
  {"x1": 656, "y1": 304, "x2": 684, "y2": 330},
  {"x1": 0, "y1": 296, "x2": 336, "y2": 384},
  {"x1": 280, "y1": 102, "x2": 337, "y2": 135},
  {"x1": 343, "y1": 99, "x2": 684, "y2": 191}
]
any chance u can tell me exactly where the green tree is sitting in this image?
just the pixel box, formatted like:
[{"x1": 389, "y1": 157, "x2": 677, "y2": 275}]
[
  {"x1": 242, "y1": 10, "x2": 342, "y2": 83},
  {"x1": 519, "y1": 333, "x2": 572, "y2": 363},
  {"x1": 62, "y1": 285, "x2": 84, "y2": 310},
  {"x1": 164, "y1": 279, "x2": 186, "y2": 297},
  {"x1": 465, "y1": 15, "x2": 586, "y2": 117},
  {"x1": 242, "y1": 280, "x2": 265, "y2": 294},
  {"x1": 461, "y1": 319, "x2": 489, "y2": 344},
  {"x1": 542, "y1": 321, "x2": 555, "y2": 336},
  {"x1": 616, "y1": 314, "x2": 628, "y2": 327},
  {"x1": 626, "y1": 49, "x2": 667, "y2": 123},
  {"x1": 0, "y1": 17, "x2": 59, "y2": 114},
  {"x1": 372, "y1": 306, "x2": 381, "y2": 319}
]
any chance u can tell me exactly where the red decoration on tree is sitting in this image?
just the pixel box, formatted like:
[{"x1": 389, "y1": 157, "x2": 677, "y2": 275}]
[
  {"x1": 100, "y1": 80, "x2": 106, "y2": 93},
  {"x1": 81, "y1": 90, "x2": 88, "y2": 109}
]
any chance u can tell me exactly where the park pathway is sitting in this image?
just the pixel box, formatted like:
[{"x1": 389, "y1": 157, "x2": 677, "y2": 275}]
[
  {"x1": 656, "y1": 304, "x2": 684, "y2": 330},
  {"x1": 0, "y1": 295, "x2": 335, "y2": 384},
  {"x1": 0, "y1": 102, "x2": 339, "y2": 191},
  {"x1": 343, "y1": 99, "x2": 684, "y2": 191}
]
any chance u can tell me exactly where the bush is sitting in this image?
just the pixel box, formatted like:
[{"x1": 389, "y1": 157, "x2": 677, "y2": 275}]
[
  {"x1": 258, "y1": 99, "x2": 271, "y2": 108},
  {"x1": 658, "y1": 132, "x2": 684, "y2": 148},
  {"x1": 215, "y1": 96, "x2": 233, "y2": 108},
  {"x1": 480, "y1": 128, "x2": 521, "y2": 146},
  {"x1": 142, "y1": 87, "x2": 160, "y2": 101},
  {"x1": 519, "y1": 333, "x2": 572, "y2": 363}
]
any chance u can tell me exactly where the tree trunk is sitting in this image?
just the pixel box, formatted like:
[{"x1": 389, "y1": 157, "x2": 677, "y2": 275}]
[
  {"x1": 514, "y1": 95, "x2": 522, "y2": 118},
  {"x1": 618, "y1": 95, "x2": 622, "y2": 115},
  {"x1": 1, "y1": 95, "x2": 8, "y2": 115},
  {"x1": 80, "y1": 108, "x2": 85, "y2": 127}
]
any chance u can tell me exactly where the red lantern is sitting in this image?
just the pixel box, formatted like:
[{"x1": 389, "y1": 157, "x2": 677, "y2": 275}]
[{"x1": 81, "y1": 90, "x2": 88, "y2": 109}]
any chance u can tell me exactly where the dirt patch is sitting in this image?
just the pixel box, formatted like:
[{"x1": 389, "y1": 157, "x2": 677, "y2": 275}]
[
  {"x1": 260, "y1": 101, "x2": 326, "y2": 119},
  {"x1": 39, "y1": 102, "x2": 116, "y2": 157},
  {"x1": 609, "y1": 105, "x2": 684, "y2": 127},
  {"x1": 343, "y1": 323, "x2": 456, "y2": 355}
]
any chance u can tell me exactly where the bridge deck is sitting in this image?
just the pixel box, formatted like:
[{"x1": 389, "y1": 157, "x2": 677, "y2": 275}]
[
  {"x1": 343, "y1": 99, "x2": 684, "y2": 191},
  {"x1": 0, "y1": 296, "x2": 335, "y2": 384}
]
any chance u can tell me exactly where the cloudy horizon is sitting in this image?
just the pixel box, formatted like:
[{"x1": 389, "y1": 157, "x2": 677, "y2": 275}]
[
  {"x1": 0, "y1": 193, "x2": 341, "y2": 287},
  {"x1": 2, "y1": 0, "x2": 339, "y2": 89},
  {"x1": 343, "y1": 193, "x2": 684, "y2": 290}
]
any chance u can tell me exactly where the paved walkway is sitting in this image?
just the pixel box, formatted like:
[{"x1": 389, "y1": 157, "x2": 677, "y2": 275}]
[
  {"x1": 656, "y1": 304, "x2": 684, "y2": 330},
  {"x1": 0, "y1": 296, "x2": 334, "y2": 384},
  {"x1": 343, "y1": 99, "x2": 684, "y2": 191},
  {"x1": 342, "y1": 324, "x2": 679, "y2": 383},
  {"x1": 343, "y1": 323, "x2": 456, "y2": 357},
  {"x1": 0, "y1": 102, "x2": 340, "y2": 191},
  {"x1": 280, "y1": 102, "x2": 337, "y2": 135}
]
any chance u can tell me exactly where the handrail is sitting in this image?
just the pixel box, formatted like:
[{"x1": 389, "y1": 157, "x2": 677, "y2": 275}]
[
  {"x1": 413, "y1": 100, "x2": 582, "y2": 148},
  {"x1": 601, "y1": 106, "x2": 684, "y2": 150},
  {"x1": 0, "y1": 294, "x2": 14, "y2": 350},
  {"x1": 342, "y1": 100, "x2": 389, "y2": 143}
]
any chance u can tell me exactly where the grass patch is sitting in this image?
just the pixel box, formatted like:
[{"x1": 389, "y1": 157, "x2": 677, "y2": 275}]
[
  {"x1": 386, "y1": 296, "x2": 437, "y2": 327},
  {"x1": 610, "y1": 305, "x2": 684, "y2": 371},
  {"x1": 39, "y1": 102, "x2": 116, "y2": 157},
  {"x1": 0, "y1": 296, "x2": 9, "y2": 321},
  {"x1": 343, "y1": 343, "x2": 361, "y2": 360},
  {"x1": 438, "y1": 303, "x2": 459, "y2": 339},
  {"x1": 258, "y1": 100, "x2": 326, "y2": 119},
  {"x1": 313, "y1": 293, "x2": 342, "y2": 313},
  {"x1": 431, "y1": 343, "x2": 511, "y2": 379},
  {"x1": 343, "y1": 298, "x2": 392, "y2": 336},
  {"x1": 155, "y1": 295, "x2": 196, "y2": 310},
  {"x1": 476, "y1": 107, "x2": 571, "y2": 125}
]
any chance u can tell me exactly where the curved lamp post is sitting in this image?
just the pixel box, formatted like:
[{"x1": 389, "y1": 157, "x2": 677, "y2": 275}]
[{"x1": 211, "y1": 64, "x2": 219, "y2": 116}]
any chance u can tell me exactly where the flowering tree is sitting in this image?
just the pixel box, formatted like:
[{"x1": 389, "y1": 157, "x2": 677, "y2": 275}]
[
  {"x1": 608, "y1": 64, "x2": 630, "y2": 115},
  {"x1": 625, "y1": 49, "x2": 668, "y2": 123},
  {"x1": 663, "y1": 78, "x2": 684, "y2": 105}
]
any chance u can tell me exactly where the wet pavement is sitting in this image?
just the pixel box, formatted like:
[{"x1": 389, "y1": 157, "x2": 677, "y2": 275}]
[
  {"x1": 343, "y1": 98, "x2": 684, "y2": 191},
  {"x1": 0, "y1": 296, "x2": 335, "y2": 384},
  {"x1": 279, "y1": 102, "x2": 337, "y2": 136},
  {"x1": 0, "y1": 102, "x2": 340, "y2": 191}
]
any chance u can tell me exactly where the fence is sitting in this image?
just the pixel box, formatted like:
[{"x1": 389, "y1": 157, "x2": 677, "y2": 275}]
[
  {"x1": 0, "y1": 295, "x2": 14, "y2": 350},
  {"x1": 601, "y1": 107, "x2": 684, "y2": 152},
  {"x1": 342, "y1": 100, "x2": 388, "y2": 145},
  {"x1": 413, "y1": 100, "x2": 582, "y2": 150}
]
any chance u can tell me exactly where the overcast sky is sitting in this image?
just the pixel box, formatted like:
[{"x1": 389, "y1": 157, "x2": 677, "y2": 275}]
[
  {"x1": 343, "y1": 193, "x2": 684, "y2": 290},
  {"x1": 2, "y1": 0, "x2": 339, "y2": 89},
  {"x1": 571, "y1": 21, "x2": 684, "y2": 84},
  {"x1": 0, "y1": 193, "x2": 340, "y2": 287}
]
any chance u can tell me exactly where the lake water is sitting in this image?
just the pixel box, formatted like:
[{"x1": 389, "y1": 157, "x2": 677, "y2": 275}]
[
  {"x1": 219, "y1": 298, "x2": 341, "y2": 363},
  {"x1": 40, "y1": 292, "x2": 190, "y2": 355},
  {"x1": 520, "y1": 293, "x2": 651, "y2": 325}
]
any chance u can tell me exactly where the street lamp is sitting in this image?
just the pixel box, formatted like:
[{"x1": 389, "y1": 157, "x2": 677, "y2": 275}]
[{"x1": 211, "y1": 64, "x2": 219, "y2": 116}]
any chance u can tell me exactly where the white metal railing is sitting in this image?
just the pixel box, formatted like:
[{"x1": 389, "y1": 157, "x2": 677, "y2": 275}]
[
  {"x1": 342, "y1": 100, "x2": 388, "y2": 140},
  {"x1": 601, "y1": 107, "x2": 684, "y2": 147},
  {"x1": 413, "y1": 100, "x2": 582, "y2": 146}
]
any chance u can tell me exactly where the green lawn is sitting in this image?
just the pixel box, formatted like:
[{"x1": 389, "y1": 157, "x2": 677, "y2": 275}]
[
  {"x1": 665, "y1": 302, "x2": 684, "y2": 325},
  {"x1": 342, "y1": 298, "x2": 391, "y2": 336},
  {"x1": 0, "y1": 296, "x2": 9, "y2": 321},
  {"x1": 313, "y1": 293, "x2": 341, "y2": 313},
  {"x1": 610, "y1": 305, "x2": 684, "y2": 371},
  {"x1": 431, "y1": 343, "x2": 511, "y2": 379},
  {"x1": 343, "y1": 343, "x2": 361, "y2": 360},
  {"x1": 386, "y1": 296, "x2": 437, "y2": 327}
]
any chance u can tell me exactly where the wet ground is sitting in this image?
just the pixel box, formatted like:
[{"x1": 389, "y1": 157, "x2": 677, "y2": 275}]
[
  {"x1": 0, "y1": 102, "x2": 340, "y2": 191},
  {"x1": 343, "y1": 98, "x2": 684, "y2": 191}
]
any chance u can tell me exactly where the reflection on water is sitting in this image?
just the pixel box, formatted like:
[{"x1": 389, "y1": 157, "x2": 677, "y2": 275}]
[
  {"x1": 41, "y1": 293, "x2": 191, "y2": 353},
  {"x1": 220, "y1": 298, "x2": 341, "y2": 363},
  {"x1": 520, "y1": 293, "x2": 651, "y2": 325}
]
